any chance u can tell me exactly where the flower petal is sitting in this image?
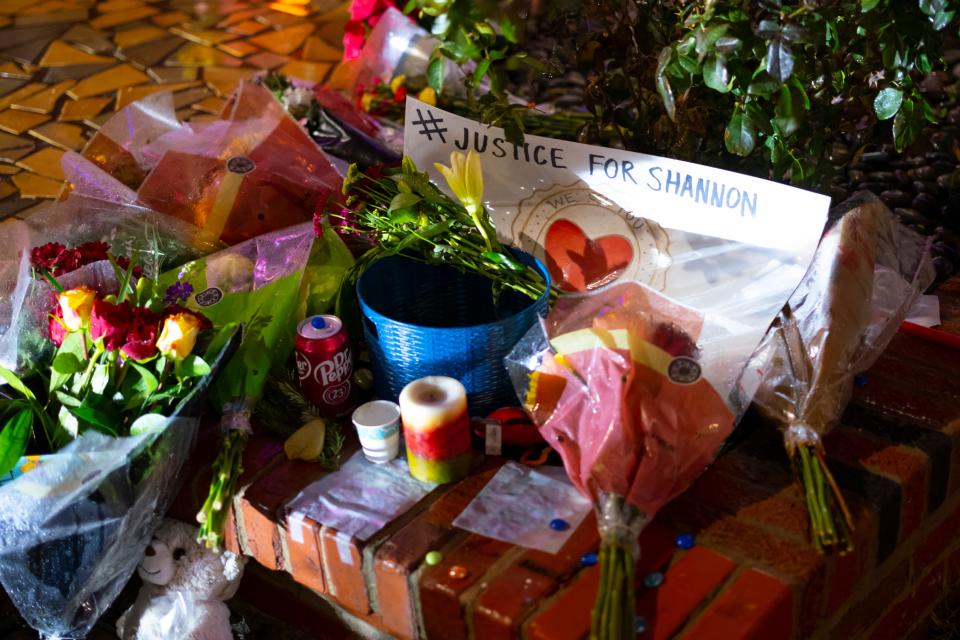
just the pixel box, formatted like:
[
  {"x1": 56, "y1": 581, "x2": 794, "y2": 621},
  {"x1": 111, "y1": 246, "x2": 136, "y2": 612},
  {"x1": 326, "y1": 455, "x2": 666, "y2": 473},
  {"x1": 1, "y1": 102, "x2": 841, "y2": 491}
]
[{"x1": 465, "y1": 150, "x2": 483, "y2": 205}]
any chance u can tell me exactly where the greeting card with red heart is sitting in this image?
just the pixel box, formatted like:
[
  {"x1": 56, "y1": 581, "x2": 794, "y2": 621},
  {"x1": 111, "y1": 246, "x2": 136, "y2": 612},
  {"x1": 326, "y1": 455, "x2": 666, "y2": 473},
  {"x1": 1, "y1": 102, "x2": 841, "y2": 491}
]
[{"x1": 545, "y1": 219, "x2": 633, "y2": 291}]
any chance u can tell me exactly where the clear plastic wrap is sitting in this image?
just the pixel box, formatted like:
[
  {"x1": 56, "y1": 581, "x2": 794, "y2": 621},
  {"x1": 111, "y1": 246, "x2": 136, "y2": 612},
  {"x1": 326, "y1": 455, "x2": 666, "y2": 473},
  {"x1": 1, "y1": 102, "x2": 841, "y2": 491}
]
[
  {"x1": 0, "y1": 198, "x2": 217, "y2": 374},
  {"x1": 136, "y1": 81, "x2": 342, "y2": 246},
  {"x1": 754, "y1": 192, "x2": 935, "y2": 436},
  {"x1": 0, "y1": 331, "x2": 239, "y2": 639},
  {"x1": 81, "y1": 81, "x2": 343, "y2": 246},
  {"x1": 452, "y1": 461, "x2": 592, "y2": 553},
  {"x1": 285, "y1": 450, "x2": 435, "y2": 542},
  {"x1": 750, "y1": 192, "x2": 935, "y2": 551}
]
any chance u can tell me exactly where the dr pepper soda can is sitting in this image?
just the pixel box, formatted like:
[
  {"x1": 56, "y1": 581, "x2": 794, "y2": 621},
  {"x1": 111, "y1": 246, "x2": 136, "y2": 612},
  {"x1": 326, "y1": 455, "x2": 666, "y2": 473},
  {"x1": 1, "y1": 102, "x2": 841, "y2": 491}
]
[{"x1": 294, "y1": 315, "x2": 356, "y2": 418}]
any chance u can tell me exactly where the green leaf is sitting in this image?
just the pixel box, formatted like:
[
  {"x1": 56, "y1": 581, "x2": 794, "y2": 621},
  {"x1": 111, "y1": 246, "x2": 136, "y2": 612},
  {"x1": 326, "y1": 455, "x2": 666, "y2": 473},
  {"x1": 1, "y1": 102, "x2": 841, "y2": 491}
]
[
  {"x1": 774, "y1": 85, "x2": 802, "y2": 136},
  {"x1": 765, "y1": 38, "x2": 793, "y2": 83},
  {"x1": 499, "y1": 16, "x2": 518, "y2": 43},
  {"x1": 893, "y1": 97, "x2": 922, "y2": 152},
  {"x1": 676, "y1": 54, "x2": 699, "y2": 75},
  {"x1": 176, "y1": 354, "x2": 212, "y2": 380},
  {"x1": 473, "y1": 58, "x2": 492, "y2": 84},
  {"x1": 427, "y1": 56, "x2": 444, "y2": 93},
  {"x1": 861, "y1": 0, "x2": 881, "y2": 12},
  {"x1": 55, "y1": 390, "x2": 82, "y2": 407},
  {"x1": 747, "y1": 75, "x2": 779, "y2": 97},
  {"x1": 715, "y1": 36, "x2": 742, "y2": 55},
  {"x1": 389, "y1": 208, "x2": 419, "y2": 226},
  {"x1": 0, "y1": 365, "x2": 35, "y2": 402},
  {"x1": 389, "y1": 192, "x2": 421, "y2": 213},
  {"x1": 695, "y1": 23, "x2": 728, "y2": 58},
  {"x1": 69, "y1": 403, "x2": 117, "y2": 436},
  {"x1": 0, "y1": 409, "x2": 32, "y2": 478},
  {"x1": 656, "y1": 47, "x2": 676, "y2": 121},
  {"x1": 703, "y1": 53, "x2": 730, "y2": 93},
  {"x1": 725, "y1": 110, "x2": 756, "y2": 156},
  {"x1": 49, "y1": 352, "x2": 82, "y2": 393},
  {"x1": 874, "y1": 87, "x2": 904, "y2": 120},
  {"x1": 482, "y1": 251, "x2": 524, "y2": 272}
]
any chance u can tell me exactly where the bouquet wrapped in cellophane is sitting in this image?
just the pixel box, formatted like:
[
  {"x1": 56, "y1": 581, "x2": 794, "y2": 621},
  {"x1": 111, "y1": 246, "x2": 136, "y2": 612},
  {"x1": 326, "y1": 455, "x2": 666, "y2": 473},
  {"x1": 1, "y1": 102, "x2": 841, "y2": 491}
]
[
  {"x1": 752, "y1": 193, "x2": 935, "y2": 553},
  {"x1": 0, "y1": 200, "x2": 238, "y2": 638},
  {"x1": 507, "y1": 282, "x2": 742, "y2": 640}
]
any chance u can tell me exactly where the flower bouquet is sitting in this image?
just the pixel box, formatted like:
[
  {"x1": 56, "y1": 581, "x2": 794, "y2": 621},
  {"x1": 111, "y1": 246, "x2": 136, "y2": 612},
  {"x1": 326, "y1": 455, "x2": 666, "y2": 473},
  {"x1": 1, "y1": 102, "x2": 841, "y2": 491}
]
[
  {"x1": 752, "y1": 193, "x2": 935, "y2": 553},
  {"x1": 165, "y1": 224, "x2": 352, "y2": 549},
  {"x1": 508, "y1": 282, "x2": 740, "y2": 639},
  {"x1": 0, "y1": 242, "x2": 238, "y2": 638},
  {"x1": 326, "y1": 150, "x2": 551, "y2": 312}
]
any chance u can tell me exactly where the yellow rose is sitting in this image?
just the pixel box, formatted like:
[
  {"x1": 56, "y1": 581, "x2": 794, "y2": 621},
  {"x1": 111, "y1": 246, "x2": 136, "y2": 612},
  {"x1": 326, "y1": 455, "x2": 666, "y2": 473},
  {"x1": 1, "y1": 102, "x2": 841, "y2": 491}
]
[
  {"x1": 389, "y1": 74, "x2": 407, "y2": 93},
  {"x1": 58, "y1": 287, "x2": 96, "y2": 331},
  {"x1": 416, "y1": 86, "x2": 437, "y2": 106},
  {"x1": 156, "y1": 312, "x2": 202, "y2": 361}
]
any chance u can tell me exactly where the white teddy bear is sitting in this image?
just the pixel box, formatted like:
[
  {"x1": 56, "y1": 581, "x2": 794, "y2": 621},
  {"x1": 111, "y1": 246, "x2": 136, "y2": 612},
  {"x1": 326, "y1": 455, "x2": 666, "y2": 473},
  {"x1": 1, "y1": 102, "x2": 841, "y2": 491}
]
[{"x1": 116, "y1": 519, "x2": 246, "y2": 640}]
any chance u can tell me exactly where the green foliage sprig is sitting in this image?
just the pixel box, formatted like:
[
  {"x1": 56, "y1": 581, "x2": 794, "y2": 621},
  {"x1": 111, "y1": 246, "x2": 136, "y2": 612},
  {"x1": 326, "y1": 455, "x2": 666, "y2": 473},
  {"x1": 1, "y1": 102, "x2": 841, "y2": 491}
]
[{"x1": 406, "y1": 0, "x2": 960, "y2": 186}]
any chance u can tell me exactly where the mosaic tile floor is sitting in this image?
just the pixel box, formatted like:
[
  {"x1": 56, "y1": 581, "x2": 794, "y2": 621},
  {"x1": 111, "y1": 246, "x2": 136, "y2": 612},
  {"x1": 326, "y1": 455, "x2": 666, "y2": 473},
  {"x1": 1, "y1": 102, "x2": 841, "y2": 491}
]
[{"x1": 0, "y1": 0, "x2": 347, "y2": 220}]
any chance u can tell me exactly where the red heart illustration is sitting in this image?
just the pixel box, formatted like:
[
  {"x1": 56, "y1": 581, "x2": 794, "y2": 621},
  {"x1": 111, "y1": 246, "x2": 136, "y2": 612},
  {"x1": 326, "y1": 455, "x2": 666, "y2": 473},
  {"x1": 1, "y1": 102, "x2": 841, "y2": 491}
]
[{"x1": 545, "y1": 219, "x2": 633, "y2": 292}]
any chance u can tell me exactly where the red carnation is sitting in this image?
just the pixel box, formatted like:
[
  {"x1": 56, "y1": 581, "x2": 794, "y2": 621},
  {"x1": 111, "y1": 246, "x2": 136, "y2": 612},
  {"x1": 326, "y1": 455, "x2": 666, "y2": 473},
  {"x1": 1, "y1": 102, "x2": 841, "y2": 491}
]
[
  {"x1": 343, "y1": 21, "x2": 366, "y2": 61},
  {"x1": 393, "y1": 85, "x2": 407, "y2": 102},
  {"x1": 76, "y1": 241, "x2": 110, "y2": 265},
  {"x1": 52, "y1": 249, "x2": 82, "y2": 277},
  {"x1": 90, "y1": 299, "x2": 133, "y2": 350},
  {"x1": 48, "y1": 305, "x2": 67, "y2": 346},
  {"x1": 121, "y1": 306, "x2": 162, "y2": 361},
  {"x1": 31, "y1": 242, "x2": 66, "y2": 271}
]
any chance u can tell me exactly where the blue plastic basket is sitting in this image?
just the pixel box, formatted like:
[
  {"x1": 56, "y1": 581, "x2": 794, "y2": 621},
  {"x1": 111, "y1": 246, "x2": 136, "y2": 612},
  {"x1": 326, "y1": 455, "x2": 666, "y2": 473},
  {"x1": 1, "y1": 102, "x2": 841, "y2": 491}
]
[{"x1": 357, "y1": 251, "x2": 550, "y2": 415}]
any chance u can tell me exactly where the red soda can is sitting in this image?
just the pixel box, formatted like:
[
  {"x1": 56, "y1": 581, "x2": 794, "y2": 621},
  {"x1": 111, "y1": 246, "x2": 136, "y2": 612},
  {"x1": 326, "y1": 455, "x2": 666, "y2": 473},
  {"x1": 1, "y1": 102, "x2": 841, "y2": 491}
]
[{"x1": 294, "y1": 315, "x2": 356, "y2": 418}]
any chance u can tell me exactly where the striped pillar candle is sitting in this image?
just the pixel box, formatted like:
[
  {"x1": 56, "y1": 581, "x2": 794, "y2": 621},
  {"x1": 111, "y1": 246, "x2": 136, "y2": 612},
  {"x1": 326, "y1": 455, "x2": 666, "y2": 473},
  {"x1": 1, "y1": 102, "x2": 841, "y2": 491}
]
[{"x1": 399, "y1": 376, "x2": 472, "y2": 483}]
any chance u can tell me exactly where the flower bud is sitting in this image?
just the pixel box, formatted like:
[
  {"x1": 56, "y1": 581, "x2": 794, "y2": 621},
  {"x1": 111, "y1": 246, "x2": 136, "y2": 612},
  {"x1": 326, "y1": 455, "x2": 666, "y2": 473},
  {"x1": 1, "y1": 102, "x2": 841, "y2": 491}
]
[
  {"x1": 58, "y1": 287, "x2": 96, "y2": 332},
  {"x1": 156, "y1": 312, "x2": 202, "y2": 361}
]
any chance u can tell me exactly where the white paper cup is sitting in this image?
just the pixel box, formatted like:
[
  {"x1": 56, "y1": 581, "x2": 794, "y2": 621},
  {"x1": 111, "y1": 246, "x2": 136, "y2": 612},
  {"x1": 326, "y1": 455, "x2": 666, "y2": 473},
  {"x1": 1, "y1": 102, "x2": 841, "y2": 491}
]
[{"x1": 352, "y1": 400, "x2": 401, "y2": 464}]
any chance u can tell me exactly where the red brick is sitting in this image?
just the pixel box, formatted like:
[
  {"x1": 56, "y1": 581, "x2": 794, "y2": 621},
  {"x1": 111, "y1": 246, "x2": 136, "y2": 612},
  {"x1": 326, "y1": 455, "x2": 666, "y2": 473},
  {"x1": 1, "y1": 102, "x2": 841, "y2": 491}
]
[
  {"x1": 914, "y1": 494, "x2": 960, "y2": 569},
  {"x1": 320, "y1": 526, "x2": 370, "y2": 616},
  {"x1": 522, "y1": 522, "x2": 716, "y2": 640},
  {"x1": 243, "y1": 459, "x2": 332, "y2": 573},
  {"x1": 518, "y1": 512, "x2": 600, "y2": 579},
  {"x1": 418, "y1": 534, "x2": 515, "y2": 640},
  {"x1": 692, "y1": 513, "x2": 826, "y2": 635},
  {"x1": 232, "y1": 434, "x2": 285, "y2": 569},
  {"x1": 683, "y1": 569, "x2": 793, "y2": 640},
  {"x1": 223, "y1": 507, "x2": 242, "y2": 556},
  {"x1": 471, "y1": 564, "x2": 557, "y2": 640},
  {"x1": 870, "y1": 560, "x2": 947, "y2": 640},
  {"x1": 524, "y1": 565, "x2": 600, "y2": 640},
  {"x1": 824, "y1": 494, "x2": 877, "y2": 615},
  {"x1": 830, "y1": 557, "x2": 911, "y2": 639},
  {"x1": 825, "y1": 425, "x2": 929, "y2": 541},
  {"x1": 373, "y1": 461, "x2": 504, "y2": 639},
  {"x1": 637, "y1": 547, "x2": 738, "y2": 640},
  {"x1": 285, "y1": 512, "x2": 326, "y2": 594}
]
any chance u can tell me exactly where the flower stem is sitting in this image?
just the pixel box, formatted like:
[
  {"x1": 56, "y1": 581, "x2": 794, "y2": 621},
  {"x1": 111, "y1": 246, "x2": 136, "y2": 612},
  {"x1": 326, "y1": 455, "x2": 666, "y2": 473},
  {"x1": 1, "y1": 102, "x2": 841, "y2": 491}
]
[{"x1": 795, "y1": 443, "x2": 853, "y2": 554}]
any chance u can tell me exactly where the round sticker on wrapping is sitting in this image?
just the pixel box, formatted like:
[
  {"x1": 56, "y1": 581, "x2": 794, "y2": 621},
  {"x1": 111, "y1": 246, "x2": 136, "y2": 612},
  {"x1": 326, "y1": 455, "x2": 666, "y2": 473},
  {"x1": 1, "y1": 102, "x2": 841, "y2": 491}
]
[
  {"x1": 226, "y1": 156, "x2": 255, "y2": 174},
  {"x1": 667, "y1": 357, "x2": 702, "y2": 384},
  {"x1": 194, "y1": 287, "x2": 223, "y2": 307}
]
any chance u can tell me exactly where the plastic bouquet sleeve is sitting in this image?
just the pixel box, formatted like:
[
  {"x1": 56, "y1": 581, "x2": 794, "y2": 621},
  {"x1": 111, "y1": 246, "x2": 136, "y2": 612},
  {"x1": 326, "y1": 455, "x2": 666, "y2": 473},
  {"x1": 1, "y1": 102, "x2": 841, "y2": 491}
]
[
  {"x1": 752, "y1": 192, "x2": 935, "y2": 552},
  {"x1": 506, "y1": 281, "x2": 744, "y2": 639},
  {"x1": 0, "y1": 197, "x2": 218, "y2": 374},
  {"x1": 0, "y1": 330, "x2": 239, "y2": 640},
  {"x1": 134, "y1": 81, "x2": 342, "y2": 246},
  {"x1": 152, "y1": 222, "x2": 350, "y2": 547}
]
